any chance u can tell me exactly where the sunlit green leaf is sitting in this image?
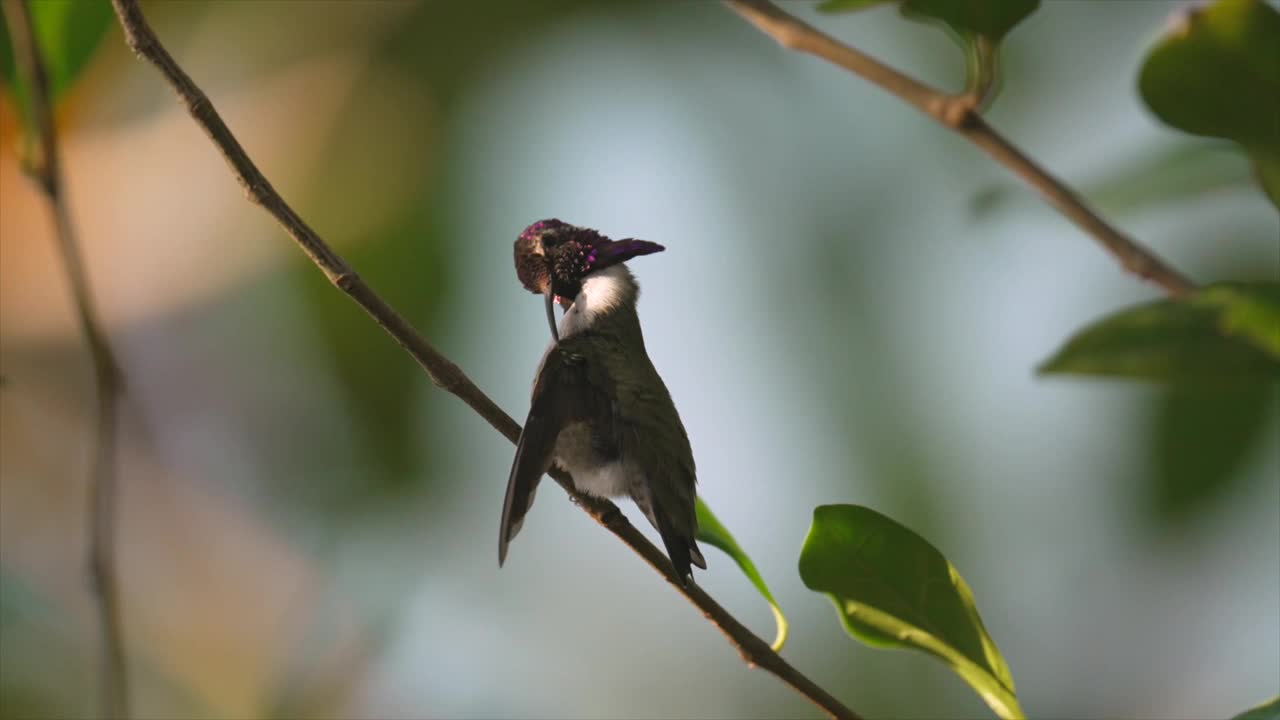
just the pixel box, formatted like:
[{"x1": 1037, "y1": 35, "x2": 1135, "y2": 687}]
[
  {"x1": 0, "y1": 0, "x2": 114, "y2": 130},
  {"x1": 799, "y1": 504, "x2": 1023, "y2": 720},
  {"x1": 1231, "y1": 696, "x2": 1280, "y2": 720},
  {"x1": 695, "y1": 499, "x2": 788, "y2": 651},
  {"x1": 1138, "y1": 0, "x2": 1280, "y2": 208},
  {"x1": 1039, "y1": 284, "x2": 1280, "y2": 381},
  {"x1": 818, "y1": 0, "x2": 1039, "y2": 43}
]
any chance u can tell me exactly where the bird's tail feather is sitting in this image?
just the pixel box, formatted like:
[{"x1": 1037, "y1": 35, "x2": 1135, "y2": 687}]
[{"x1": 689, "y1": 543, "x2": 707, "y2": 570}]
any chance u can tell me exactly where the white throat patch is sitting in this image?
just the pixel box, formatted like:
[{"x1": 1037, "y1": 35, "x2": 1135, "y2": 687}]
[{"x1": 559, "y1": 264, "x2": 637, "y2": 338}]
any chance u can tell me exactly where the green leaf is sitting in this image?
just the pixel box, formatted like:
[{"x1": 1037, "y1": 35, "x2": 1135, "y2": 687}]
[
  {"x1": 1253, "y1": 149, "x2": 1280, "y2": 207},
  {"x1": 1138, "y1": 0, "x2": 1280, "y2": 209},
  {"x1": 1038, "y1": 283, "x2": 1280, "y2": 381},
  {"x1": 818, "y1": 0, "x2": 1039, "y2": 43},
  {"x1": 799, "y1": 504, "x2": 1023, "y2": 720},
  {"x1": 695, "y1": 499, "x2": 788, "y2": 651},
  {"x1": 817, "y1": 0, "x2": 1036, "y2": 106},
  {"x1": 1148, "y1": 383, "x2": 1275, "y2": 525},
  {"x1": 0, "y1": 0, "x2": 114, "y2": 132},
  {"x1": 28, "y1": 0, "x2": 113, "y2": 98},
  {"x1": 1231, "y1": 696, "x2": 1280, "y2": 720},
  {"x1": 1195, "y1": 283, "x2": 1280, "y2": 358}
]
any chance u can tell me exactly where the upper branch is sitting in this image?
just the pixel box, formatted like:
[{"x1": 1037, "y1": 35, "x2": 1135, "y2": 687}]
[
  {"x1": 105, "y1": 1, "x2": 860, "y2": 718},
  {"x1": 724, "y1": 0, "x2": 1196, "y2": 298}
]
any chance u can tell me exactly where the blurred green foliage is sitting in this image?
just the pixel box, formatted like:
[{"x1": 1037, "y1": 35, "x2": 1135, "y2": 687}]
[
  {"x1": 375, "y1": 0, "x2": 587, "y2": 105},
  {"x1": 0, "y1": 0, "x2": 113, "y2": 133},
  {"x1": 1149, "y1": 383, "x2": 1277, "y2": 526},
  {"x1": 293, "y1": 208, "x2": 445, "y2": 498},
  {"x1": 0, "y1": 573, "x2": 87, "y2": 719}
]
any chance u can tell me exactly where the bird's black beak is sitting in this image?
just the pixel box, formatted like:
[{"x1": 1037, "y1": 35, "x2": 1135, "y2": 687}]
[
  {"x1": 594, "y1": 239, "x2": 665, "y2": 270},
  {"x1": 544, "y1": 288, "x2": 560, "y2": 343}
]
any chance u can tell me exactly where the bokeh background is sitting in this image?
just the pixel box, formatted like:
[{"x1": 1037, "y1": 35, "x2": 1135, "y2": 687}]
[{"x1": 2, "y1": 1, "x2": 1277, "y2": 718}]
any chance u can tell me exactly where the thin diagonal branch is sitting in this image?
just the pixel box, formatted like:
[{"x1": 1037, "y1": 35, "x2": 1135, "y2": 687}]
[
  {"x1": 105, "y1": 1, "x2": 860, "y2": 718},
  {"x1": 725, "y1": 0, "x2": 1197, "y2": 298},
  {"x1": 2, "y1": 1, "x2": 129, "y2": 717}
]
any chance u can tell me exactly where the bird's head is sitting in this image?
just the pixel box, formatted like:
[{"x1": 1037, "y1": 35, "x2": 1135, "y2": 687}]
[{"x1": 514, "y1": 219, "x2": 664, "y2": 303}]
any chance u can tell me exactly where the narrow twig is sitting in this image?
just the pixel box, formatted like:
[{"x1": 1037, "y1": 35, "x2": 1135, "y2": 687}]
[
  {"x1": 105, "y1": 1, "x2": 859, "y2": 718},
  {"x1": 725, "y1": 0, "x2": 1196, "y2": 298},
  {"x1": 2, "y1": 0, "x2": 129, "y2": 717}
]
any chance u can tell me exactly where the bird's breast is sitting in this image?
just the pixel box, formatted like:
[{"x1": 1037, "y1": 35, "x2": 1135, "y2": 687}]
[{"x1": 555, "y1": 422, "x2": 632, "y2": 498}]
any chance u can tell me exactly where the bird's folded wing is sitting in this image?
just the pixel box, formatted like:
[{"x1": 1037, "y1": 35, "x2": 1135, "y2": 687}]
[{"x1": 498, "y1": 341, "x2": 614, "y2": 565}]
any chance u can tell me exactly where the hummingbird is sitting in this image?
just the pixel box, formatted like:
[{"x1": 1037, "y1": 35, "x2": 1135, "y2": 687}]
[{"x1": 500, "y1": 218, "x2": 706, "y2": 584}]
